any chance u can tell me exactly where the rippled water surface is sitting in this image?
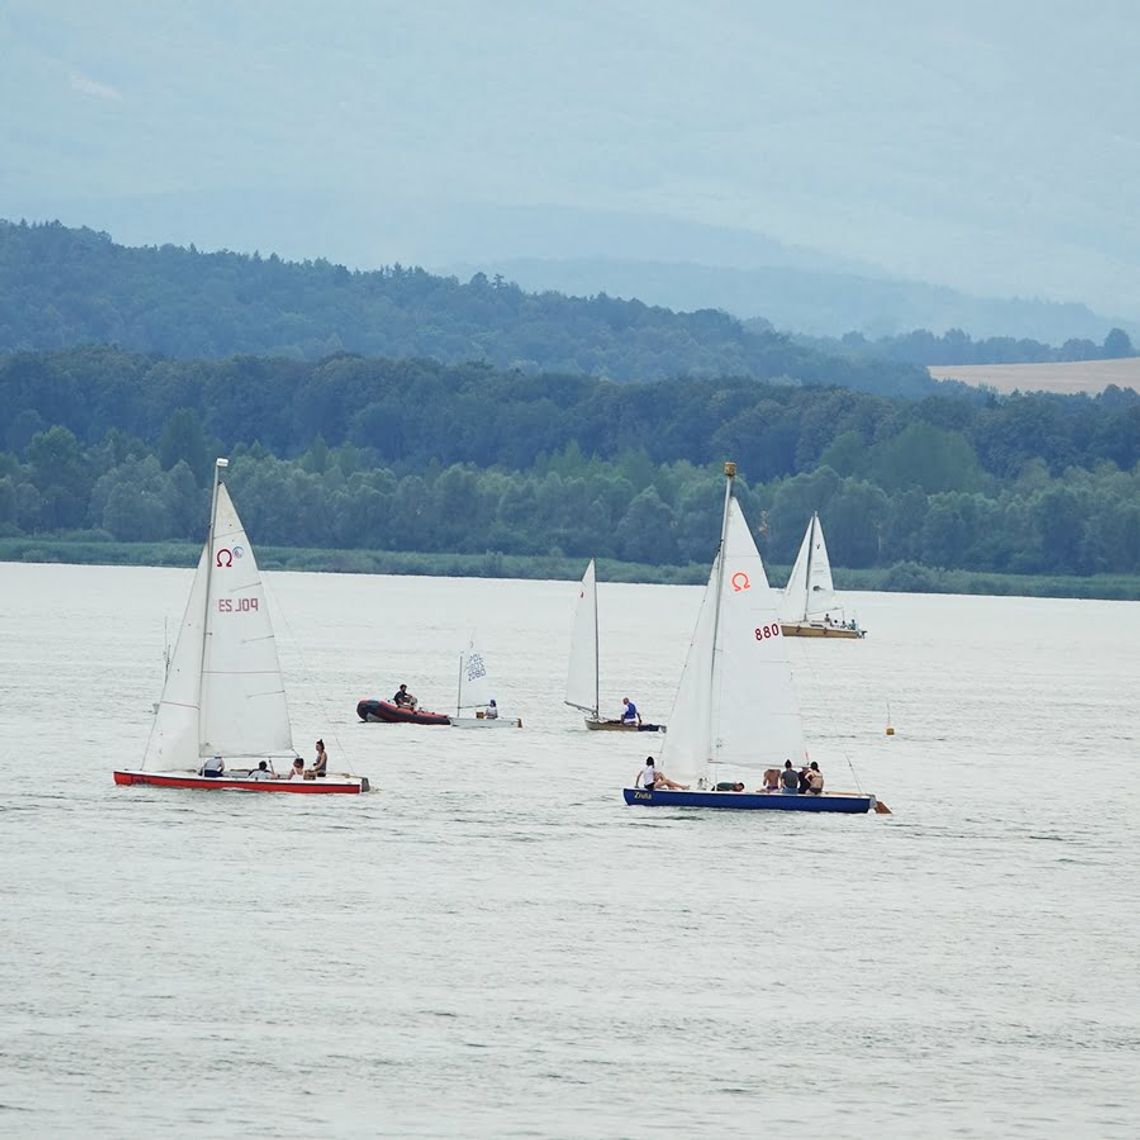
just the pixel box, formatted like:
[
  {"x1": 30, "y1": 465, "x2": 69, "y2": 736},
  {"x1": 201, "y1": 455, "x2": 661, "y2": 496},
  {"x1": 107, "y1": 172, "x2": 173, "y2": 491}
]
[{"x1": 2, "y1": 563, "x2": 1138, "y2": 1138}]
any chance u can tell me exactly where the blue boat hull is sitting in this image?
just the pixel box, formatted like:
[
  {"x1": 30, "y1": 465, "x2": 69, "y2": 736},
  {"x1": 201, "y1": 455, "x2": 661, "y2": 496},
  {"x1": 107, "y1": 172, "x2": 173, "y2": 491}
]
[{"x1": 622, "y1": 788, "x2": 873, "y2": 813}]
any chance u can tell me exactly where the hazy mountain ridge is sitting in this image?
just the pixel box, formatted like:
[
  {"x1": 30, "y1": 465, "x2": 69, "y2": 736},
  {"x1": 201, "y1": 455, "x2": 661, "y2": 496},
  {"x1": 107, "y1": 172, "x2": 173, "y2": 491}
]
[
  {"x1": 446, "y1": 256, "x2": 1135, "y2": 343},
  {"x1": 0, "y1": 219, "x2": 938, "y2": 397}
]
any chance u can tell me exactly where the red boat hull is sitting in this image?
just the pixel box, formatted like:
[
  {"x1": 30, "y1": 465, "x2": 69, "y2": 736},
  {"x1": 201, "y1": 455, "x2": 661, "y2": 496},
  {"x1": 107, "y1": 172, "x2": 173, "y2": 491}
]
[
  {"x1": 356, "y1": 699, "x2": 451, "y2": 726},
  {"x1": 113, "y1": 770, "x2": 367, "y2": 793}
]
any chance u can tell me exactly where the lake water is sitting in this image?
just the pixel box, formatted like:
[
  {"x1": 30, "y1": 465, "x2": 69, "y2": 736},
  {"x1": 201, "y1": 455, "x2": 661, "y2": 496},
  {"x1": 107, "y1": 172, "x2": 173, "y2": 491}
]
[{"x1": 1, "y1": 562, "x2": 1137, "y2": 1138}]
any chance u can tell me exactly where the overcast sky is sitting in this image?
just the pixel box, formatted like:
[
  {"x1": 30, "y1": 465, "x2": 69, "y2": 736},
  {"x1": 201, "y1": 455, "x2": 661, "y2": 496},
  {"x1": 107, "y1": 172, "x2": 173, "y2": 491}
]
[{"x1": 3, "y1": 0, "x2": 1138, "y2": 316}]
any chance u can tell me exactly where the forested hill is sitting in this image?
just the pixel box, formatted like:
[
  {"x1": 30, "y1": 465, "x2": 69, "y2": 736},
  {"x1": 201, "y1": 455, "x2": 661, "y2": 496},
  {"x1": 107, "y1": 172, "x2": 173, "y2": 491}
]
[{"x1": 0, "y1": 220, "x2": 934, "y2": 396}]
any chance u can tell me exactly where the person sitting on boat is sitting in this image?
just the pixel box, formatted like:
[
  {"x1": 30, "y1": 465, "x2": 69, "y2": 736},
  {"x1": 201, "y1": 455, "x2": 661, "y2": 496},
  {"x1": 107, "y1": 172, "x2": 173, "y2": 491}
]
[
  {"x1": 287, "y1": 757, "x2": 306, "y2": 779},
  {"x1": 199, "y1": 756, "x2": 225, "y2": 778},
  {"x1": 249, "y1": 759, "x2": 275, "y2": 781},
  {"x1": 619, "y1": 697, "x2": 641, "y2": 726},
  {"x1": 806, "y1": 761, "x2": 824, "y2": 795},
  {"x1": 636, "y1": 756, "x2": 689, "y2": 791},
  {"x1": 714, "y1": 781, "x2": 746, "y2": 792},
  {"x1": 311, "y1": 739, "x2": 328, "y2": 777},
  {"x1": 779, "y1": 760, "x2": 800, "y2": 793},
  {"x1": 760, "y1": 768, "x2": 781, "y2": 792},
  {"x1": 393, "y1": 684, "x2": 418, "y2": 710},
  {"x1": 485, "y1": 699, "x2": 499, "y2": 720}
]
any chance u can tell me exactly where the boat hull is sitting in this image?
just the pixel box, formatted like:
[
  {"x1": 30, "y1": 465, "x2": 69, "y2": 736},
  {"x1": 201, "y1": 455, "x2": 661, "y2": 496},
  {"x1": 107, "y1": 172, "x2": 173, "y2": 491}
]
[
  {"x1": 623, "y1": 787, "x2": 873, "y2": 812},
  {"x1": 113, "y1": 770, "x2": 369, "y2": 793},
  {"x1": 780, "y1": 622, "x2": 865, "y2": 639},
  {"x1": 450, "y1": 716, "x2": 523, "y2": 729},
  {"x1": 585, "y1": 718, "x2": 665, "y2": 732},
  {"x1": 357, "y1": 699, "x2": 451, "y2": 726}
]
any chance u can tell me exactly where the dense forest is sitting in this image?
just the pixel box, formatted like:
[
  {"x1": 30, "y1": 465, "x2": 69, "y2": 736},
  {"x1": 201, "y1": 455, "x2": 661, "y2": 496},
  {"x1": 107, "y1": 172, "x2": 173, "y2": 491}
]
[
  {"x1": 808, "y1": 326, "x2": 1137, "y2": 367},
  {"x1": 0, "y1": 220, "x2": 939, "y2": 397},
  {"x1": 2, "y1": 347, "x2": 1138, "y2": 577}
]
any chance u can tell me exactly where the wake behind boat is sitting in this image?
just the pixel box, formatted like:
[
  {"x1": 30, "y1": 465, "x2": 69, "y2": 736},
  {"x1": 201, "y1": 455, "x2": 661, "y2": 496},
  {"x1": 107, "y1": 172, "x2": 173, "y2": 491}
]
[
  {"x1": 779, "y1": 512, "x2": 866, "y2": 638},
  {"x1": 623, "y1": 463, "x2": 881, "y2": 814},
  {"x1": 565, "y1": 560, "x2": 664, "y2": 732},
  {"x1": 114, "y1": 459, "x2": 369, "y2": 795}
]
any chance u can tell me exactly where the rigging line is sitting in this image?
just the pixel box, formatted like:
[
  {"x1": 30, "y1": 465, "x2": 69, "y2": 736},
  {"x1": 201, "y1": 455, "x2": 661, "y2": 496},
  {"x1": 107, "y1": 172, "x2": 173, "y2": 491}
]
[
  {"x1": 788, "y1": 634, "x2": 867, "y2": 791},
  {"x1": 260, "y1": 572, "x2": 353, "y2": 767}
]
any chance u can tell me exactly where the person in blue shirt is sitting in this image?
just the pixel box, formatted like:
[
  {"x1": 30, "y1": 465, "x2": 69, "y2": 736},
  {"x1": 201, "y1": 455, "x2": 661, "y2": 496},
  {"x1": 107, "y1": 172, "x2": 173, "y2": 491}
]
[{"x1": 619, "y1": 697, "x2": 641, "y2": 726}]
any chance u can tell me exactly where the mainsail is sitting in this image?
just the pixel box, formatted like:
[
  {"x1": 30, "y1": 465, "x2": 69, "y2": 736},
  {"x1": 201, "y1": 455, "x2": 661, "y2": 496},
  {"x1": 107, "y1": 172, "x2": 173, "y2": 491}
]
[
  {"x1": 662, "y1": 489, "x2": 807, "y2": 786},
  {"x1": 565, "y1": 559, "x2": 599, "y2": 716},
  {"x1": 781, "y1": 512, "x2": 840, "y2": 622},
  {"x1": 458, "y1": 642, "x2": 493, "y2": 712}
]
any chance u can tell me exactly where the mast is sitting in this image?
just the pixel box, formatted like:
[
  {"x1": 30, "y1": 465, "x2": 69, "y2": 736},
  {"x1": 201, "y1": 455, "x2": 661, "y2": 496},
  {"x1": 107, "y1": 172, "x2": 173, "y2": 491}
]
[
  {"x1": 456, "y1": 651, "x2": 463, "y2": 717},
  {"x1": 704, "y1": 461, "x2": 736, "y2": 765},
  {"x1": 197, "y1": 457, "x2": 228, "y2": 752},
  {"x1": 593, "y1": 563, "x2": 600, "y2": 719},
  {"x1": 803, "y1": 511, "x2": 816, "y2": 621}
]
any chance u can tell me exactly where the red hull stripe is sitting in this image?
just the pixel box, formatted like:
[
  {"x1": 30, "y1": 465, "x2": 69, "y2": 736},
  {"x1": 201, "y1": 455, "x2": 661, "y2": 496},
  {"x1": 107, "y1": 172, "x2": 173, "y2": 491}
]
[{"x1": 113, "y1": 771, "x2": 364, "y2": 794}]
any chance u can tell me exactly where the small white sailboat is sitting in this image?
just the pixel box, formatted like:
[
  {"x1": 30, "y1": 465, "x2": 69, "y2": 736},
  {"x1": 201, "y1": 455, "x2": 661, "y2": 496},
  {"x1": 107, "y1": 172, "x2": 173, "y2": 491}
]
[
  {"x1": 624, "y1": 463, "x2": 879, "y2": 813},
  {"x1": 449, "y1": 640, "x2": 522, "y2": 728},
  {"x1": 565, "y1": 559, "x2": 664, "y2": 732},
  {"x1": 779, "y1": 512, "x2": 866, "y2": 638},
  {"x1": 115, "y1": 458, "x2": 369, "y2": 794}
]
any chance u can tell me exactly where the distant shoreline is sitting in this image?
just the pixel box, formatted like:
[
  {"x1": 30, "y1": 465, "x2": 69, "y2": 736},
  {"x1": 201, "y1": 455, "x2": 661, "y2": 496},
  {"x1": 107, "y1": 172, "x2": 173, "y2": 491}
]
[{"x1": 2, "y1": 538, "x2": 1138, "y2": 601}]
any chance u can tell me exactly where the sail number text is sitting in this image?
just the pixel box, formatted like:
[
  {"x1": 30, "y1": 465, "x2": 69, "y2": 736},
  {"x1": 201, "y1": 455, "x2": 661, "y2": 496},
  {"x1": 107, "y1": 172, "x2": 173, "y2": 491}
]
[
  {"x1": 754, "y1": 624, "x2": 780, "y2": 640},
  {"x1": 217, "y1": 598, "x2": 259, "y2": 612}
]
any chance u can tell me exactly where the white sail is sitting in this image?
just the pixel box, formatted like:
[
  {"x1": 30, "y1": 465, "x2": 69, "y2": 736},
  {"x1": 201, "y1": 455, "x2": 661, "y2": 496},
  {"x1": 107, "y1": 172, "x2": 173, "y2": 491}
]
[
  {"x1": 662, "y1": 496, "x2": 807, "y2": 785},
  {"x1": 565, "y1": 559, "x2": 599, "y2": 715},
  {"x1": 659, "y1": 560, "x2": 718, "y2": 786},
  {"x1": 781, "y1": 513, "x2": 840, "y2": 621},
  {"x1": 198, "y1": 482, "x2": 295, "y2": 760},
  {"x1": 144, "y1": 546, "x2": 209, "y2": 770},
  {"x1": 714, "y1": 500, "x2": 806, "y2": 770},
  {"x1": 458, "y1": 643, "x2": 493, "y2": 711}
]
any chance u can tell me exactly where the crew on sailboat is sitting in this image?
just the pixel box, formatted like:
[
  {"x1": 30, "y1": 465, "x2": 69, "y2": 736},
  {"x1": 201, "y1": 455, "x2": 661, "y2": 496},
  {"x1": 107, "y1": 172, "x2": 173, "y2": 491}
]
[
  {"x1": 312, "y1": 740, "x2": 328, "y2": 777},
  {"x1": 393, "y1": 684, "x2": 418, "y2": 710},
  {"x1": 249, "y1": 760, "x2": 275, "y2": 781},
  {"x1": 485, "y1": 699, "x2": 499, "y2": 720},
  {"x1": 636, "y1": 757, "x2": 689, "y2": 791},
  {"x1": 287, "y1": 758, "x2": 306, "y2": 779},
  {"x1": 620, "y1": 697, "x2": 641, "y2": 725},
  {"x1": 199, "y1": 756, "x2": 225, "y2": 778},
  {"x1": 780, "y1": 760, "x2": 800, "y2": 793}
]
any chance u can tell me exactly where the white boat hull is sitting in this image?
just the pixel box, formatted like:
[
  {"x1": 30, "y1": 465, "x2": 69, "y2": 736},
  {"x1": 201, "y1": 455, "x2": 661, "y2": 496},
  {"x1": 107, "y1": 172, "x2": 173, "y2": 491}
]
[{"x1": 450, "y1": 716, "x2": 523, "y2": 729}]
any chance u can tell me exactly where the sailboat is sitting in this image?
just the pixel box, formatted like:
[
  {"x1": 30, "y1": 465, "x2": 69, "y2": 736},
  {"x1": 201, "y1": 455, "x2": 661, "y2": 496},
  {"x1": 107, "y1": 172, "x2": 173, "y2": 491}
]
[
  {"x1": 565, "y1": 559, "x2": 664, "y2": 732},
  {"x1": 623, "y1": 463, "x2": 877, "y2": 812},
  {"x1": 779, "y1": 512, "x2": 866, "y2": 638},
  {"x1": 449, "y1": 640, "x2": 522, "y2": 728},
  {"x1": 115, "y1": 458, "x2": 370, "y2": 794}
]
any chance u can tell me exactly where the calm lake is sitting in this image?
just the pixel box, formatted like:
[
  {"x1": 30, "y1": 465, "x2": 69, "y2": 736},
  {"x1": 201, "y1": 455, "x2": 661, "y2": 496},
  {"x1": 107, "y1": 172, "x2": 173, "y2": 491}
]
[{"x1": 1, "y1": 563, "x2": 1137, "y2": 1138}]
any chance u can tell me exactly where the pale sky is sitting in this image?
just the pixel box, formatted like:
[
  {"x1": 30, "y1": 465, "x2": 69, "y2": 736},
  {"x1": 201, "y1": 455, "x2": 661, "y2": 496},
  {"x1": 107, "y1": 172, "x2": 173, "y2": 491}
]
[{"x1": 2, "y1": 0, "x2": 1138, "y2": 317}]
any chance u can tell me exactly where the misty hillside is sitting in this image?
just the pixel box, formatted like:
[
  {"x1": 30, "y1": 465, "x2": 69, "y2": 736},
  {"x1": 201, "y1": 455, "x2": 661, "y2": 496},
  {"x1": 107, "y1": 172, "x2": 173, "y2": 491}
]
[
  {"x1": 0, "y1": 220, "x2": 937, "y2": 397},
  {"x1": 445, "y1": 257, "x2": 1135, "y2": 344}
]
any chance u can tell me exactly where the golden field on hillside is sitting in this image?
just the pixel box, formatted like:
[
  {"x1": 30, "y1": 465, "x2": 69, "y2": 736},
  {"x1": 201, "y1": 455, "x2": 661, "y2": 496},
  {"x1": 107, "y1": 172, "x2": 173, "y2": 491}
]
[{"x1": 929, "y1": 357, "x2": 1140, "y2": 394}]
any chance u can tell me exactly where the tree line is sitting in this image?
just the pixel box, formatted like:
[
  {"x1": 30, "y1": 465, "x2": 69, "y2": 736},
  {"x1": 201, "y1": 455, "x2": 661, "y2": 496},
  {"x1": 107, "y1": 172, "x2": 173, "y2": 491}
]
[
  {"x1": 815, "y1": 325, "x2": 1136, "y2": 367},
  {"x1": 1, "y1": 348, "x2": 1137, "y2": 577}
]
